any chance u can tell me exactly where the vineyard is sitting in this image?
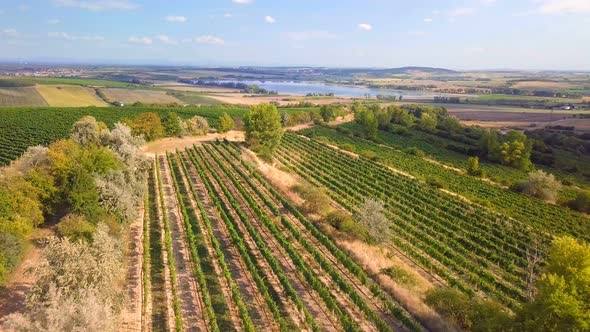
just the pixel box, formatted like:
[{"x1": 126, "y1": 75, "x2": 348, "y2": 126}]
[
  {"x1": 0, "y1": 106, "x2": 316, "y2": 165},
  {"x1": 298, "y1": 127, "x2": 590, "y2": 241},
  {"x1": 275, "y1": 132, "x2": 590, "y2": 308},
  {"x1": 142, "y1": 141, "x2": 421, "y2": 331}
]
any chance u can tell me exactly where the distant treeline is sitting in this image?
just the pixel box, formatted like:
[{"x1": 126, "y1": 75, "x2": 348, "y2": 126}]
[{"x1": 178, "y1": 79, "x2": 278, "y2": 95}]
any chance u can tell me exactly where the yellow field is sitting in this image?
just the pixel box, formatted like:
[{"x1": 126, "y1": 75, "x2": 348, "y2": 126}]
[
  {"x1": 102, "y1": 88, "x2": 184, "y2": 104},
  {"x1": 35, "y1": 85, "x2": 108, "y2": 107}
]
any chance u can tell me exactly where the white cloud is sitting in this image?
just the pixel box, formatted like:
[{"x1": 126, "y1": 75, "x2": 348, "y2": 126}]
[
  {"x1": 52, "y1": 0, "x2": 139, "y2": 11},
  {"x1": 423, "y1": 18, "x2": 433, "y2": 23},
  {"x1": 465, "y1": 46, "x2": 485, "y2": 53},
  {"x1": 47, "y1": 19, "x2": 61, "y2": 24},
  {"x1": 358, "y1": 23, "x2": 373, "y2": 31},
  {"x1": 128, "y1": 36, "x2": 152, "y2": 45},
  {"x1": 286, "y1": 31, "x2": 339, "y2": 41},
  {"x1": 156, "y1": 34, "x2": 178, "y2": 45},
  {"x1": 195, "y1": 35, "x2": 225, "y2": 45},
  {"x1": 480, "y1": 0, "x2": 496, "y2": 4},
  {"x1": 232, "y1": 0, "x2": 254, "y2": 3},
  {"x1": 447, "y1": 7, "x2": 475, "y2": 16},
  {"x1": 264, "y1": 15, "x2": 276, "y2": 24},
  {"x1": 408, "y1": 30, "x2": 427, "y2": 36},
  {"x1": 49, "y1": 31, "x2": 104, "y2": 41},
  {"x1": 224, "y1": 13, "x2": 233, "y2": 18},
  {"x1": 18, "y1": 5, "x2": 30, "y2": 12},
  {"x1": 532, "y1": 0, "x2": 590, "y2": 14},
  {"x1": 1, "y1": 28, "x2": 18, "y2": 37},
  {"x1": 165, "y1": 15, "x2": 187, "y2": 23}
]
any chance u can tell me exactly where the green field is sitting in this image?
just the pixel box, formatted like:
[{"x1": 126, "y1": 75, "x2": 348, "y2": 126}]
[
  {"x1": 0, "y1": 105, "x2": 318, "y2": 165},
  {"x1": 0, "y1": 76, "x2": 142, "y2": 88}
]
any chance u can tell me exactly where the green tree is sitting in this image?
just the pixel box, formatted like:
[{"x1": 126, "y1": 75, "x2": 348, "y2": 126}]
[
  {"x1": 363, "y1": 110, "x2": 378, "y2": 139},
  {"x1": 480, "y1": 128, "x2": 501, "y2": 161},
  {"x1": 125, "y1": 112, "x2": 164, "y2": 142},
  {"x1": 515, "y1": 237, "x2": 590, "y2": 331},
  {"x1": 217, "y1": 112, "x2": 235, "y2": 133},
  {"x1": 467, "y1": 156, "x2": 483, "y2": 177},
  {"x1": 319, "y1": 105, "x2": 336, "y2": 122},
  {"x1": 161, "y1": 112, "x2": 182, "y2": 137},
  {"x1": 418, "y1": 112, "x2": 437, "y2": 132},
  {"x1": 500, "y1": 131, "x2": 532, "y2": 170},
  {"x1": 244, "y1": 103, "x2": 284, "y2": 160}
]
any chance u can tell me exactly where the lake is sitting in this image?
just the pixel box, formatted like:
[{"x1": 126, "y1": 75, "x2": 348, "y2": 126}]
[{"x1": 209, "y1": 80, "x2": 441, "y2": 98}]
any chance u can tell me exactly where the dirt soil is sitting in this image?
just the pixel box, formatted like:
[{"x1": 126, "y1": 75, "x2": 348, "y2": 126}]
[
  {"x1": 142, "y1": 131, "x2": 245, "y2": 156},
  {"x1": 0, "y1": 227, "x2": 54, "y2": 323}
]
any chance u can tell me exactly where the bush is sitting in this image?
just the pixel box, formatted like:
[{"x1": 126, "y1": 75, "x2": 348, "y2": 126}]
[
  {"x1": 57, "y1": 214, "x2": 96, "y2": 242},
  {"x1": 515, "y1": 170, "x2": 562, "y2": 202},
  {"x1": 292, "y1": 184, "x2": 331, "y2": 215},
  {"x1": 0, "y1": 233, "x2": 23, "y2": 285},
  {"x1": 567, "y1": 190, "x2": 590, "y2": 213},
  {"x1": 324, "y1": 210, "x2": 366, "y2": 238},
  {"x1": 426, "y1": 176, "x2": 447, "y2": 189},
  {"x1": 380, "y1": 266, "x2": 417, "y2": 288},
  {"x1": 404, "y1": 147, "x2": 425, "y2": 158},
  {"x1": 354, "y1": 198, "x2": 390, "y2": 244},
  {"x1": 466, "y1": 156, "x2": 484, "y2": 177}
]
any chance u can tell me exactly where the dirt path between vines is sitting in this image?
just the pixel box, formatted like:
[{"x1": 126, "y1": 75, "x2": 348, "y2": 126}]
[
  {"x1": 0, "y1": 227, "x2": 54, "y2": 325},
  {"x1": 159, "y1": 156, "x2": 208, "y2": 331}
]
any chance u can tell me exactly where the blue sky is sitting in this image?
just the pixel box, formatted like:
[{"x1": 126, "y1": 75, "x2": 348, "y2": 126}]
[{"x1": 1, "y1": 0, "x2": 589, "y2": 69}]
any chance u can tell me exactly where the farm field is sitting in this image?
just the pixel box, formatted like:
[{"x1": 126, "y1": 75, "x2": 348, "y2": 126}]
[
  {"x1": 293, "y1": 129, "x2": 589, "y2": 240},
  {"x1": 0, "y1": 87, "x2": 48, "y2": 106},
  {"x1": 102, "y1": 88, "x2": 184, "y2": 104},
  {"x1": 0, "y1": 106, "x2": 317, "y2": 165},
  {"x1": 35, "y1": 85, "x2": 108, "y2": 107},
  {"x1": 275, "y1": 132, "x2": 589, "y2": 308},
  {"x1": 143, "y1": 143, "x2": 421, "y2": 331}
]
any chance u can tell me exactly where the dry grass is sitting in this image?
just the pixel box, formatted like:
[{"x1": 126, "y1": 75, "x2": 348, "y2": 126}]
[
  {"x1": 511, "y1": 80, "x2": 574, "y2": 90},
  {"x1": 35, "y1": 85, "x2": 107, "y2": 107},
  {"x1": 141, "y1": 131, "x2": 245, "y2": 156},
  {"x1": 0, "y1": 87, "x2": 48, "y2": 106},
  {"x1": 102, "y1": 88, "x2": 184, "y2": 104}
]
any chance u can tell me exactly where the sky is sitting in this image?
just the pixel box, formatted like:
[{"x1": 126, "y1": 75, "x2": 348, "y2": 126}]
[{"x1": 0, "y1": 0, "x2": 589, "y2": 70}]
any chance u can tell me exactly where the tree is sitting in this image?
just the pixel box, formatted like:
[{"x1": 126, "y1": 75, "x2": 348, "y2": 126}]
[
  {"x1": 500, "y1": 131, "x2": 532, "y2": 170},
  {"x1": 515, "y1": 237, "x2": 590, "y2": 331},
  {"x1": 182, "y1": 116, "x2": 209, "y2": 136},
  {"x1": 480, "y1": 128, "x2": 501, "y2": 161},
  {"x1": 161, "y1": 112, "x2": 182, "y2": 137},
  {"x1": 70, "y1": 116, "x2": 108, "y2": 146},
  {"x1": 244, "y1": 103, "x2": 284, "y2": 160},
  {"x1": 292, "y1": 185, "x2": 330, "y2": 215},
  {"x1": 517, "y1": 170, "x2": 562, "y2": 202},
  {"x1": 418, "y1": 112, "x2": 437, "y2": 132},
  {"x1": 354, "y1": 198, "x2": 390, "y2": 243},
  {"x1": 125, "y1": 112, "x2": 164, "y2": 142},
  {"x1": 467, "y1": 156, "x2": 483, "y2": 177},
  {"x1": 217, "y1": 112, "x2": 235, "y2": 133},
  {"x1": 363, "y1": 110, "x2": 378, "y2": 139},
  {"x1": 319, "y1": 105, "x2": 336, "y2": 122}
]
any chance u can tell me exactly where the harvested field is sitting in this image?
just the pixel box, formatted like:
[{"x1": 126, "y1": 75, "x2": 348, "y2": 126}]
[
  {"x1": 0, "y1": 87, "x2": 48, "y2": 106},
  {"x1": 102, "y1": 88, "x2": 184, "y2": 104},
  {"x1": 35, "y1": 85, "x2": 107, "y2": 107}
]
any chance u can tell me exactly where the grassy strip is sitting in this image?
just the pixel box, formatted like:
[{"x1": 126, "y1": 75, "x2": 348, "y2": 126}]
[
  {"x1": 176, "y1": 151, "x2": 256, "y2": 331},
  {"x1": 155, "y1": 157, "x2": 183, "y2": 331}
]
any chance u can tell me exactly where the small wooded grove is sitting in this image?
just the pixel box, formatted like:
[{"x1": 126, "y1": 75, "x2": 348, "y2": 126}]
[{"x1": 0, "y1": 116, "x2": 150, "y2": 329}]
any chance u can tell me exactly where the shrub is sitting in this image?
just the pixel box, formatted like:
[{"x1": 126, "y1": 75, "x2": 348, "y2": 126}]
[
  {"x1": 380, "y1": 266, "x2": 417, "y2": 288},
  {"x1": 217, "y1": 112, "x2": 235, "y2": 133},
  {"x1": 57, "y1": 214, "x2": 96, "y2": 242},
  {"x1": 515, "y1": 170, "x2": 562, "y2": 202},
  {"x1": 292, "y1": 184, "x2": 331, "y2": 215},
  {"x1": 404, "y1": 147, "x2": 425, "y2": 158},
  {"x1": 466, "y1": 156, "x2": 484, "y2": 177},
  {"x1": 567, "y1": 190, "x2": 590, "y2": 213},
  {"x1": 354, "y1": 198, "x2": 390, "y2": 244},
  {"x1": 426, "y1": 176, "x2": 447, "y2": 189}
]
